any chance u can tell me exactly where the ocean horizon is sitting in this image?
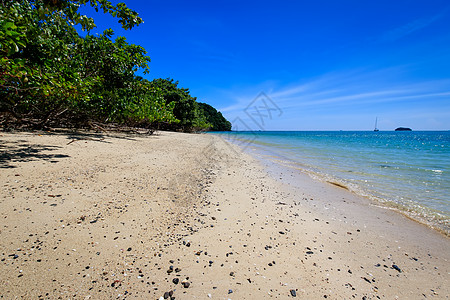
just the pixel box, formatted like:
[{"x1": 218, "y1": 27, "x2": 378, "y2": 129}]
[{"x1": 212, "y1": 130, "x2": 450, "y2": 235}]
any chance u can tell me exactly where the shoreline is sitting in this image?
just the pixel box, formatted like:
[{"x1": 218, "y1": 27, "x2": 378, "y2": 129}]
[
  {"x1": 218, "y1": 132, "x2": 450, "y2": 237},
  {"x1": 243, "y1": 144, "x2": 449, "y2": 245},
  {"x1": 1, "y1": 131, "x2": 449, "y2": 299},
  {"x1": 254, "y1": 149, "x2": 450, "y2": 238}
]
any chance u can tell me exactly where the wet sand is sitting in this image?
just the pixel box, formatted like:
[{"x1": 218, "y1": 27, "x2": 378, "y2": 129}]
[{"x1": 0, "y1": 131, "x2": 449, "y2": 299}]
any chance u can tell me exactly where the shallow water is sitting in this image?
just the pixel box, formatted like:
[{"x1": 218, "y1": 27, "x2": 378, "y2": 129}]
[{"x1": 213, "y1": 131, "x2": 450, "y2": 234}]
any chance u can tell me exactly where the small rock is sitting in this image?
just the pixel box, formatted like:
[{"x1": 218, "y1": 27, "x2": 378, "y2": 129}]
[
  {"x1": 172, "y1": 278, "x2": 179, "y2": 284},
  {"x1": 392, "y1": 264, "x2": 402, "y2": 273},
  {"x1": 290, "y1": 289, "x2": 297, "y2": 297},
  {"x1": 181, "y1": 280, "x2": 190, "y2": 288},
  {"x1": 228, "y1": 289, "x2": 233, "y2": 294},
  {"x1": 362, "y1": 277, "x2": 371, "y2": 283}
]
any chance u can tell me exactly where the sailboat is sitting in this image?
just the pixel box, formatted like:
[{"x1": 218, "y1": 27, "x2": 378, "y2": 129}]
[{"x1": 374, "y1": 117, "x2": 379, "y2": 132}]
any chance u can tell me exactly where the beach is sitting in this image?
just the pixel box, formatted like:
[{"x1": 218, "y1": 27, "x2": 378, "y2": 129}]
[{"x1": 0, "y1": 131, "x2": 449, "y2": 299}]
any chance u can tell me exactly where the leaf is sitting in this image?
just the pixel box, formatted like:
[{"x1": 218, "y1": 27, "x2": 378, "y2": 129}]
[{"x1": 7, "y1": 42, "x2": 19, "y2": 56}]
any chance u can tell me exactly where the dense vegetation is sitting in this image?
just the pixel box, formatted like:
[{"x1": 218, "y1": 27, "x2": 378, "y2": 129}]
[
  {"x1": 0, "y1": 0, "x2": 231, "y2": 132},
  {"x1": 198, "y1": 102, "x2": 231, "y2": 131}
]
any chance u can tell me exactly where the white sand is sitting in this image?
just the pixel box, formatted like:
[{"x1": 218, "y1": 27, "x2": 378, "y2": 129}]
[{"x1": 0, "y1": 131, "x2": 448, "y2": 299}]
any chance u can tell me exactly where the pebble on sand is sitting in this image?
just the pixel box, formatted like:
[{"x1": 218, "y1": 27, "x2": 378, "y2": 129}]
[
  {"x1": 392, "y1": 264, "x2": 402, "y2": 273},
  {"x1": 181, "y1": 280, "x2": 190, "y2": 288}
]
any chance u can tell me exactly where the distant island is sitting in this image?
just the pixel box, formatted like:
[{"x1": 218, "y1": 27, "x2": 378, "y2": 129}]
[{"x1": 395, "y1": 127, "x2": 412, "y2": 131}]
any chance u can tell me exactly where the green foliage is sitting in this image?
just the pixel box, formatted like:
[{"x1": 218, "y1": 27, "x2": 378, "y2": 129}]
[
  {"x1": 149, "y1": 78, "x2": 212, "y2": 132},
  {"x1": 0, "y1": 6, "x2": 27, "y2": 56},
  {"x1": 0, "y1": 0, "x2": 173, "y2": 127},
  {"x1": 0, "y1": 0, "x2": 230, "y2": 132},
  {"x1": 198, "y1": 102, "x2": 231, "y2": 131}
]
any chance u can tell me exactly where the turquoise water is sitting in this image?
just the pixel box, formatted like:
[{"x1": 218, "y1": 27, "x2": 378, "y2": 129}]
[{"x1": 214, "y1": 131, "x2": 450, "y2": 234}]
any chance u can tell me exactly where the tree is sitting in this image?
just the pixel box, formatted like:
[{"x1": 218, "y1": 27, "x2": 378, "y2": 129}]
[
  {"x1": 198, "y1": 102, "x2": 231, "y2": 131},
  {"x1": 149, "y1": 78, "x2": 211, "y2": 132},
  {"x1": 0, "y1": 0, "x2": 230, "y2": 132},
  {"x1": 0, "y1": 0, "x2": 174, "y2": 128}
]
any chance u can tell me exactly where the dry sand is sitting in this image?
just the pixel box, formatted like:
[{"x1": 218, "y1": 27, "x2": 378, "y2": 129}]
[{"x1": 0, "y1": 131, "x2": 449, "y2": 299}]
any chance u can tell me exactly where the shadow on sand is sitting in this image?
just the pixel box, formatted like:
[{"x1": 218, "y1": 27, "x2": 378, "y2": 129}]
[
  {"x1": 0, "y1": 140, "x2": 70, "y2": 169},
  {"x1": 0, "y1": 130, "x2": 154, "y2": 168}
]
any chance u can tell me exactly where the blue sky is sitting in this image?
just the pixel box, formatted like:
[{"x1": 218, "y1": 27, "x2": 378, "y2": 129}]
[{"x1": 80, "y1": 0, "x2": 450, "y2": 130}]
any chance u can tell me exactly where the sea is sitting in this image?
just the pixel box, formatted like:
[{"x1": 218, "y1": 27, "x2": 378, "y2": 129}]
[{"x1": 212, "y1": 131, "x2": 450, "y2": 235}]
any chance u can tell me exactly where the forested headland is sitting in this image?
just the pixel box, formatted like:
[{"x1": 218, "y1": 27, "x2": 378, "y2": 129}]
[{"x1": 0, "y1": 0, "x2": 231, "y2": 132}]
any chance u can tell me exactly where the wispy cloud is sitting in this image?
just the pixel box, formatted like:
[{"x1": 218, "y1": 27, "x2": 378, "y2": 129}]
[
  {"x1": 380, "y1": 13, "x2": 443, "y2": 42},
  {"x1": 280, "y1": 91, "x2": 450, "y2": 112},
  {"x1": 218, "y1": 68, "x2": 450, "y2": 130},
  {"x1": 276, "y1": 78, "x2": 450, "y2": 111}
]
